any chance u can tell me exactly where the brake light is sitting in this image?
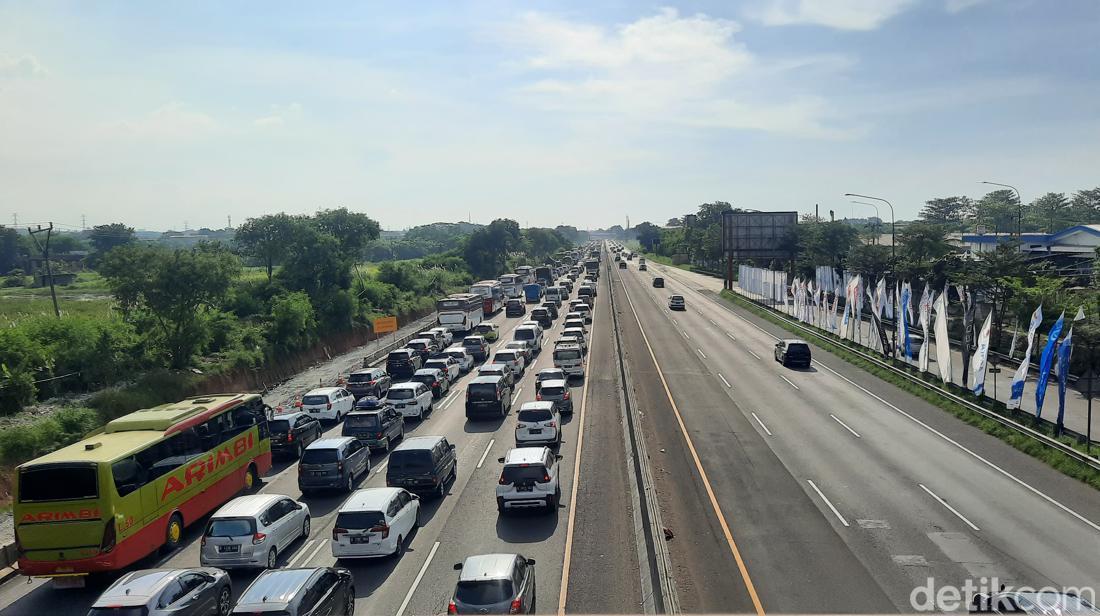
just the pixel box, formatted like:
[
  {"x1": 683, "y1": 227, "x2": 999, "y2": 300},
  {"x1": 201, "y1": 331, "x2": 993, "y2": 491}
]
[
  {"x1": 536, "y1": 393, "x2": 542, "y2": 401},
  {"x1": 541, "y1": 472, "x2": 551, "y2": 483},
  {"x1": 287, "y1": 431, "x2": 294, "y2": 442},
  {"x1": 100, "y1": 519, "x2": 116, "y2": 554},
  {"x1": 333, "y1": 527, "x2": 347, "y2": 540},
  {"x1": 370, "y1": 524, "x2": 390, "y2": 539},
  {"x1": 337, "y1": 461, "x2": 344, "y2": 473},
  {"x1": 253, "y1": 532, "x2": 267, "y2": 544},
  {"x1": 498, "y1": 473, "x2": 507, "y2": 485},
  {"x1": 510, "y1": 598, "x2": 523, "y2": 613},
  {"x1": 376, "y1": 432, "x2": 383, "y2": 439},
  {"x1": 327, "y1": 402, "x2": 333, "y2": 410},
  {"x1": 563, "y1": 391, "x2": 570, "y2": 400},
  {"x1": 433, "y1": 381, "x2": 440, "y2": 387},
  {"x1": 448, "y1": 600, "x2": 458, "y2": 614},
  {"x1": 547, "y1": 421, "x2": 556, "y2": 428}
]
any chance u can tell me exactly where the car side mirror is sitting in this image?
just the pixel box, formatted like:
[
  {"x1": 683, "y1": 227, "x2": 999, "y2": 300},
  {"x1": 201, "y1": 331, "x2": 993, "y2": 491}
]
[
  {"x1": 526, "y1": 558, "x2": 536, "y2": 566},
  {"x1": 411, "y1": 494, "x2": 420, "y2": 500},
  {"x1": 497, "y1": 457, "x2": 506, "y2": 464},
  {"x1": 775, "y1": 342, "x2": 782, "y2": 348},
  {"x1": 453, "y1": 563, "x2": 464, "y2": 571},
  {"x1": 450, "y1": 444, "x2": 456, "y2": 451},
  {"x1": 969, "y1": 593, "x2": 991, "y2": 613},
  {"x1": 555, "y1": 454, "x2": 563, "y2": 460}
]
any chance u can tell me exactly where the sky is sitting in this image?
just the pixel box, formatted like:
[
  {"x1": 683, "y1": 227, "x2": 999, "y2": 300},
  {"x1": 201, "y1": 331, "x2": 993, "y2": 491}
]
[{"x1": 1, "y1": 0, "x2": 1098, "y2": 232}]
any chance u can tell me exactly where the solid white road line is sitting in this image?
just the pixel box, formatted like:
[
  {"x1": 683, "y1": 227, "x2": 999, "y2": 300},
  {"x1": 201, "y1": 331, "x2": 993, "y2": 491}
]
[
  {"x1": 477, "y1": 438, "x2": 495, "y2": 469},
  {"x1": 830, "y1": 414, "x2": 862, "y2": 438},
  {"x1": 373, "y1": 461, "x2": 389, "y2": 477},
  {"x1": 513, "y1": 387, "x2": 523, "y2": 400},
  {"x1": 750, "y1": 412, "x2": 773, "y2": 436},
  {"x1": 717, "y1": 373, "x2": 732, "y2": 389},
  {"x1": 697, "y1": 348, "x2": 707, "y2": 359},
  {"x1": 711, "y1": 296, "x2": 1100, "y2": 533},
  {"x1": 443, "y1": 391, "x2": 460, "y2": 410},
  {"x1": 440, "y1": 390, "x2": 458, "y2": 407},
  {"x1": 807, "y1": 479, "x2": 850, "y2": 527},
  {"x1": 286, "y1": 539, "x2": 316, "y2": 568},
  {"x1": 301, "y1": 536, "x2": 327, "y2": 566},
  {"x1": 920, "y1": 483, "x2": 981, "y2": 531},
  {"x1": 395, "y1": 541, "x2": 441, "y2": 616},
  {"x1": 747, "y1": 349, "x2": 761, "y2": 360},
  {"x1": 779, "y1": 374, "x2": 800, "y2": 390}
]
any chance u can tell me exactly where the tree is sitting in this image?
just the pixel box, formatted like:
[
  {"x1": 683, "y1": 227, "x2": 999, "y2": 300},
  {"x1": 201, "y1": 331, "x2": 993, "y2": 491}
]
[
  {"x1": 313, "y1": 208, "x2": 380, "y2": 257},
  {"x1": 100, "y1": 243, "x2": 241, "y2": 368},
  {"x1": 796, "y1": 221, "x2": 860, "y2": 271},
  {"x1": 634, "y1": 222, "x2": 662, "y2": 252},
  {"x1": 463, "y1": 219, "x2": 522, "y2": 279},
  {"x1": 919, "y1": 196, "x2": 972, "y2": 229},
  {"x1": 88, "y1": 223, "x2": 135, "y2": 254},
  {"x1": 50, "y1": 234, "x2": 88, "y2": 254},
  {"x1": 1027, "y1": 192, "x2": 1071, "y2": 233},
  {"x1": 277, "y1": 226, "x2": 352, "y2": 294},
  {"x1": 522, "y1": 228, "x2": 567, "y2": 261},
  {"x1": 1070, "y1": 187, "x2": 1100, "y2": 225},
  {"x1": 234, "y1": 213, "x2": 305, "y2": 281},
  {"x1": 972, "y1": 190, "x2": 1020, "y2": 234},
  {"x1": 898, "y1": 222, "x2": 953, "y2": 264},
  {"x1": 0, "y1": 228, "x2": 21, "y2": 273},
  {"x1": 847, "y1": 244, "x2": 891, "y2": 282}
]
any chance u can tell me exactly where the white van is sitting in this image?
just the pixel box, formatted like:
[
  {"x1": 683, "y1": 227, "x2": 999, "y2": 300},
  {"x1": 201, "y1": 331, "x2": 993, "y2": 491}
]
[
  {"x1": 331, "y1": 487, "x2": 420, "y2": 559},
  {"x1": 553, "y1": 344, "x2": 585, "y2": 377}
]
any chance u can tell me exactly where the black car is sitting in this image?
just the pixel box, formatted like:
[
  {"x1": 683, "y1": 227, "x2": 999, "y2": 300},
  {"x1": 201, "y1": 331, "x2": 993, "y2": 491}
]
[
  {"x1": 386, "y1": 435, "x2": 457, "y2": 498},
  {"x1": 342, "y1": 404, "x2": 405, "y2": 452},
  {"x1": 540, "y1": 302, "x2": 559, "y2": 319},
  {"x1": 386, "y1": 349, "x2": 423, "y2": 378},
  {"x1": 465, "y1": 375, "x2": 512, "y2": 419},
  {"x1": 231, "y1": 567, "x2": 355, "y2": 616},
  {"x1": 618, "y1": 261, "x2": 627, "y2": 269},
  {"x1": 269, "y1": 412, "x2": 323, "y2": 459},
  {"x1": 652, "y1": 277, "x2": 664, "y2": 288},
  {"x1": 346, "y1": 367, "x2": 391, "y2": 399},
  {"x1": 506, "y1": 299, "x2": 526, "y2": 317},
  {"x1": 87, "y1": 567, "x2": 232, "y2": 616},
  {"x1": 774, "y1": 339, "x2": 811, "y2": 368},
  {"x1": 530, "y1": 308, "x2": 552, "y2": 329}
]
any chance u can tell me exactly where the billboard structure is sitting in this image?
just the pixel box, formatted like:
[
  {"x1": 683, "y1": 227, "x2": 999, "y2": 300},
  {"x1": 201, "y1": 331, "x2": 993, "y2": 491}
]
[{"x1": 721, "y1": 210, "x2": 798, "y2": 289}]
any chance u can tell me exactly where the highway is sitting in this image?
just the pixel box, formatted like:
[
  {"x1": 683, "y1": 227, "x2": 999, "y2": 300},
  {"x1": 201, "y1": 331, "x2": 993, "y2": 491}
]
[
  {"x1": 612, "y1": 254, "x2": 1100, "y2": 612},
  {"x1": 0, "y1": 259, "x2": 643, "y2": 615}
]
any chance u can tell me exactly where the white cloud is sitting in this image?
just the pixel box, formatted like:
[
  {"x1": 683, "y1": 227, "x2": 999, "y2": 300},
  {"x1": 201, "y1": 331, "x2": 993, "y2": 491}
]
[
  {"x1": 101, "y1": 102, "x2": 218, "y2": 141},
  {"x1": 254, "y1": 102, "x2": 302, "y2": 127},
  {"x1": 944, "y1": 0, "x2": 988, "y2": 13},
  {"x1": 504, "y1": 8, "x2": 855, "y2": 139},
  {"x1": 0, "y1": 53, "x2": 47, "y2": 78},
  {"x1": 747, "y1": 0, "x2": 917, "y2": 30}
]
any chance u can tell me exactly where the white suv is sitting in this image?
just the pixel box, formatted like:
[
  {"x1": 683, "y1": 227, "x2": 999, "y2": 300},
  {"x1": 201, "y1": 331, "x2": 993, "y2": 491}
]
[
  {"x1": 331, "y1": 487, "x2": 421, "y2": 559},
  {"x1": 515, "y1": 402, "x2": 560, "y2": 447},
  {"x1": 300, "y1": 387, "x2": 354, "y2": 422},
  {"x1": 513, "y1": 325, "x2": 543, "y2": 353},
  {"x1": 385, "y1": 382, "x2": 434, "y2": 420},
  {"x1": 496, "y1": 447, "x2": 562, "y2": 514},
  {"x1": 492, "y1": 350, "x2": 527, "y2": 377}
]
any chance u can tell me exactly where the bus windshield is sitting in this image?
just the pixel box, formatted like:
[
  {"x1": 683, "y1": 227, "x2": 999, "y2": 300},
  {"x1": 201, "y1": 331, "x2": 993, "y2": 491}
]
[{"x1": 19, "y1": 465, "x2": 98, "y2": 502}]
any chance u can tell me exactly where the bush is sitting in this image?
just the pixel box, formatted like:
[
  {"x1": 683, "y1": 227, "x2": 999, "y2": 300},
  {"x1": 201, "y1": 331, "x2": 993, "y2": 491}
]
[
  {"x1": 269, "y1": 291, "x2": 317, "y2": 352},
  {"x1": 3, "y1": 274, "x2": 25, "y2": 287},
  {"x1": 89, "y1": 370, "x2": 203, "y2": 422},
  {"x1": 0, "y1": 407, "x2": 99, "y2": 466}
]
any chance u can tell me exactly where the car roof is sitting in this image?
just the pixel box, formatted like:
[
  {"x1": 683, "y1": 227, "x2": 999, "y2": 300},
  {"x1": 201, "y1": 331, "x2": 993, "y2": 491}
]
[
  {"x1": 464, "y1": 335, "x2": 486, "y2": 342},
  {"x1": 390, "y1": 382, "x2": 422, "y2": 390},
  {"x1": 470, "y1": 375, "x2": 503, "y2": 384},
  {"x1": 414, "y1": 368, "x2": 443, "y2": 375},
  {"x1": 394, "y1": 435, "x2": 445, "y2": 451},
  {"x1": 477, "y1": 322, "x2": 498, "y2": 329},
  {"x1": 93, "y1": 568, "x2": 184, "y2": 606},
  {"x1": 503, "y1": 447, "x2": 549, "y2": 466},
  {"x1": 519, "y1": 401, "x2": 555, "y2": 411},
  {"x1": 351, "y1": 368, "x2": 382, "y2": 375},
  {"x1": 340, "y1": 487, "x2": 401, "y2": 512},
  {"x1": 409, "y1": 338, "x2": 431, "y2": 344},
  {"x1": 458, "y1": 554, "x2": 521, "y2": 583},
  {"x1": 307, "y1": 437, "x2": 355, "y2": 450},
  {"x1": 389, "y1": 348, "x2": 413, "y2": 355},
  {"x1": 537, "y1": 368, "x2": 564, "y2": 376},
  {"x1": 540, "y1": 379, "x2": 568, "y2": 388},
  {"x1": 445, "y1": 346, "x2": 469, "y2": 354},
  {"x1": 424, "y1": 357, "x2": 452, "y2": 363},
  {"x1": 554, "y1": 343, "x2": 582, "y2": 351},
  {"x1": 271, "y1": 411, "x2": 306, "y2": 422},
  {"x1": 494, "y1": 349, "x2": 518, "y2": 356},
  {"x1": 236, "y1": 568, "x2": 319, "y2": 609},
  {"x1": 304, "y1": 387, "x2": 342, "y2": 396},
  {"x1": 213, "y1": 494, "x2": 283, "y2": 518},
  {"x1": 783, "y1": 339, "x2": 810, "y2": 345},
  {"x1": 480, "y1": 364, "x2": 508, "y2": 372}
]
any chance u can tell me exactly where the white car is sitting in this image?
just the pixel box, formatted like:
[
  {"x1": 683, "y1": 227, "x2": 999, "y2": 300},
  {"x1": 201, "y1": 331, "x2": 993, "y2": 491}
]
[
  {"x1": 429, "y1": 327, "x2": 454, "y2": 347},
  {"x1": 385, "y1": 382, "x2": 434, "y2": 420},
  {"x1": 331, "y1": 487, "x2": 421, "y2": 559},
  {"x1": 552, "y1": 344, "x2": 585, "y2": 377},
  {"x1": 570, "y1": 304, "x2": 593, "y2": 323},
  {"x1": 492, "y1": 350, "x2": 526, "y2": 377},
  {"x1": 503, "y1": 341, "x2": 534, "y2": 364},
  {"x1": 513, "y1": 325, "x2": 543, "y2": 353},
  {"x1": 515, "y1": 401, "x2": 561, "y2": 447},
  {"x1": 300, "y1": 387, "x2": 354, "y2": 422},
  {"x1": 561, "y1": 327, "x2": 588, "y2": 353},
  {"x1": 200, "y1": 494, "x2": 310, "y2": 570},
  {"x1": 423, "y1": 356, "x2": 461, "y2": 382},
  {"x1": 520, "y1": 320, "x2": 544, "y2": 334},
  {"x1": 496, "y1": 447, "x2": 562, "y2": 514},
  {"x1": 443, "y1": 346, "x2": 475, "y2": 373},
  {"x1": 563, "y1": 318, "x2": 587, "y2": 333}
]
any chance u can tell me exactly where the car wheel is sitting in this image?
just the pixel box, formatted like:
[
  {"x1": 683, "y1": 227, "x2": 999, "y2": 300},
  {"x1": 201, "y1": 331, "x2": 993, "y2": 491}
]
[
  {"x1": 449, "y1": 464, "x2": 457, "y2": 483},
  {"x1": 346, "y1": 589, "x2": 356, "y2": 615},
  {"x1": 266, "y1": 547, "x2": 278, "y2": 569},
  {"x1": 414, "y1": 507, "x2": 422, "y2": 528},
  {"x1": 346, "y1": 474, "x2": 355, "y2": 492},
  {"x1": 216, "y1": 585, "x2": 232, "y2": 616},
  {"x1": 163, "y1": 512, "x2": 184, "y2": 553},
  {"x1": 392, "y1": 535, "x2": 404, "y2": 557},
  {"x1": 437, "y1": 480, "x2": 446, "y2": 499},
  {"x1": 295, "y1": 442, "x2": 303, "y2": 459},
  {"x1": 244, "y1": 464, "x2": 260, "y2": 493},
  {"x1": 550, "y1": 488, "x2": 561, "y2": 510},
  {"x1": 381, "y1": 437, "x2": 390, "y2": 452},
  {"x1": 302, "y1": 515, "x2": 311, "y2": 539}
]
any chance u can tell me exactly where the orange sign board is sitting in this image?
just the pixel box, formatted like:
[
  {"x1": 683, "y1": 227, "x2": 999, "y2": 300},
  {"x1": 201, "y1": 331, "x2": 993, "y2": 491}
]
[{"x1": 373, "y1": 316, "x2": 398, "y2": 334}]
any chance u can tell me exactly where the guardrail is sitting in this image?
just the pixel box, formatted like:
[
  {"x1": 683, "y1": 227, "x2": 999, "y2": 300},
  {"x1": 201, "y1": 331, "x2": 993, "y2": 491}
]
[{"x1": 725, "y1": 290, "x2": 1100, "y2": 473}]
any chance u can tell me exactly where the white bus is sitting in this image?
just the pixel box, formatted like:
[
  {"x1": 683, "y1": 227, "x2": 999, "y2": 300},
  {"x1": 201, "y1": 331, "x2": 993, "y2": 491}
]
[
  {"x1": 470, "y1": 280, "x2": 504, "y2": 315},
  {"x1": 514, "y1": 266, "x2": 535, "y2": 286},
  {"x1": 498, "y1": 274, "x2": 523, "y2": 299},
  {"x1": 437, "y1": 293, "x2": 484, "y2": 333}
]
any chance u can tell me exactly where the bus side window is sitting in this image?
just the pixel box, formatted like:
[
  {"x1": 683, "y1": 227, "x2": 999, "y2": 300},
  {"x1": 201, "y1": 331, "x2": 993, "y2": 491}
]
[{"x1": 112, "y1": 457, "x2": 147, "y2": 497}]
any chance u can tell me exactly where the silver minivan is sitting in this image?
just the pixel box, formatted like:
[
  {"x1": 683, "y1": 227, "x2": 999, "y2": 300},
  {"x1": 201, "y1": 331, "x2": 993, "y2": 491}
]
[
  {"x1": 450, "y1": 553, "x2": 536, "y2": 614},
  {"x1": 200, "y1": 494, "x2": 310, "y2": 570}
]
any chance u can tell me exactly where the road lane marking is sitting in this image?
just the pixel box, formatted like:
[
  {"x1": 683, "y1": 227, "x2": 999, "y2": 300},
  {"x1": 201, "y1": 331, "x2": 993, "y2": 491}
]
[
  {"x1": 750, "y1": 412, "x2": 773, "y2": 436},
  {"x1": 395, "y1": 541, "x2": 441, "y2": 616},
  {"x1": 513, "y1": 386, "x2": 523, "y2": 400},
  {"x1": 726, "y1": 332, "x2": 737, "y2": 341},
  {"x1": 709, "y1": 318, "x2": 718, "y2": 326},
  {"x1": 301, "y1": 536, "x2": 327, "y2": 566},
  {"x1": 830, "y1": 414, "x2": 861, "y2": 438},
  {"x1": 697, "y1": 348, "x2": 707, "y2": 359},
  {"x1": 287, "y1": 539, "x2": 316, "y2": 567},
  {"x1": 617, "y1": 270, "x2": 766, "y2": 616},
  {"x1": 747, "y1": 349, "x2": 761, "y2": 360},
  {"x1": 807, "y1": 479, "x2": 850, "y2": 528},
  {"x1": 779, "y1": 374, "x2": 800, "y2": 390},
  {"x1": 706, "y1": 294, "x2": 1100, "y2": 533},
  {"x1": 439, "y1": 390, "x2": 457, "y2": 408},
  {"x1": 372, "y1": 460, "x2": 389, "y2": 476},
  {"x1": 477, "y1": 438, "x2": 495, "y2": 469},
  {"x1": 920, "y1": 484, "x2": 980, "y2": 531},
  {"x1": 717, "y1": 373, "x2": 731, "y2": 389},
  {"x1": 681, "y1": 330, "x2": 691, "y2": 340}
]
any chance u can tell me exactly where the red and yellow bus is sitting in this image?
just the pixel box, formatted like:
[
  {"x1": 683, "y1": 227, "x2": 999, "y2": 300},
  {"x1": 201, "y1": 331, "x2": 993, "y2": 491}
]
[{"x1": 13, "y1": 393, "x2": 272, "y2": 582}]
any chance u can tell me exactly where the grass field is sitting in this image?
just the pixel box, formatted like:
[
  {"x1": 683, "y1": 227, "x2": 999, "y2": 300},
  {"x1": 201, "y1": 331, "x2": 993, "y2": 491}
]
[{"x1": 0, "y1": 272, "x2": 115, "y2": 322}]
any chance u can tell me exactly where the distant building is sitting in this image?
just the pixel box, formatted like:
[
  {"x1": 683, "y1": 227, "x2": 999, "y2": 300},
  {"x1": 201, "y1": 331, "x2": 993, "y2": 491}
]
[{"x1": 960, "y1": 224, "x2": 1100, "y2": 276}]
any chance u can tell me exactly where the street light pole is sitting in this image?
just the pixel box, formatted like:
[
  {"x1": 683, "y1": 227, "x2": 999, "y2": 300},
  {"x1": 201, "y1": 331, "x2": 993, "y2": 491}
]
[
  {"x1": 844, "y1": 193, "x2": 895, "y2": 260},
  {"x1": 850, "y1": 199, "x2": 882, "y2": 243},
  {"x1": 980, "y1": 180, "x2": 1023, "y2": 238}
]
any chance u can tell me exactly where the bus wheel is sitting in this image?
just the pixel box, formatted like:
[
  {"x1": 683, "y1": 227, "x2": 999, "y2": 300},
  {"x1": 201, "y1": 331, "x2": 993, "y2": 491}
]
[
  {"x1": 245, "y1": 464, "x2": 260, "y2": 493},
  {"x1": 164, "y1": 513, "x2": 184, "y2": 552}
]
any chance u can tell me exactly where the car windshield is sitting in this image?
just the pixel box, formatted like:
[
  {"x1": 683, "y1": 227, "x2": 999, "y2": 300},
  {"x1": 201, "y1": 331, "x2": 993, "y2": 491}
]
[
  {"x1": 344, "y1": 414, "x2": 380, "y2": 429},
  {"x1": 541, "y1": 386, "x2": 566, "y2": 397},
  {"x1": 347, "y1": 373, "x2": 372, "y2": 383},
  {"x1": 463, "y1": 338, "x2": 482, "y2": 346},
  {"x1": 476, "y1": 324, "x2": 494, "y2": 333},
  {"x1": 206, "y1": 518, "x2": 254, "y2": 537},
  {"x1": 515, "y1": 329, "x2": 534, "y2": 340},
  {"x1": 538, "y1": 372, "x2": 564, "y2": 381},
  {"x1": 388, "y1": 352, "x2": 411, "y2": 361},
  {"x1": 301, "y1": 449, "x2": 339, "y2": 465},
  {"x1": 388, "y1": 388, "x2": 415, "y2": 400},
  {"x1": 88, "y1": 608, "x2": 149, "y2": 616},
  {"x1": 389, "y1": 450, "x2": 433, "y2": 472},
  {"x1": 335, "y1": 510, "x2": 385, "y2": 530},
  {"x1": 502, "y1": 465, "x2": 548, "y2": 484},
  {"x1": 19, "y1": 465, "x2": 98, "y2": 502},
  {"x1": 269, "y1": 419, "x2": 291, "y2": 433},
  {"x1": 456, "y1": 580, "x2": 514, "y2": 605},
  {"x1": 518, "y1": 408, "x2": 553, "y2": 422},
  {"x1": 411, "y1": 374, "x2": 436, "y2": 385},
  {"x1": 469, "y1": 383, "x2": 500, "y2": 399},
  {"x1": 555, "y1": 349, "x2": 581, "y2": 360},
  {"x1": 301, "y1": 395, "x2": 329, "y2": 406},
  {"x1": 494, "y1": 353, "x2": 515, "y2": 362}
]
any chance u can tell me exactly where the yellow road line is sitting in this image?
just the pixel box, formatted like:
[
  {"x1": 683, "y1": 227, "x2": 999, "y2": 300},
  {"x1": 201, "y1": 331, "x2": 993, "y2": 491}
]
[{"x1": 618, "y1": 268, "x2": 767, "y2": 616}]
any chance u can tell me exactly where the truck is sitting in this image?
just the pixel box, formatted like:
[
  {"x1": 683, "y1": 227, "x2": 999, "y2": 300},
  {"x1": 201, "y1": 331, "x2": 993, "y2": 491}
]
[
  {"x1": 524, "y1": 283, "x2": 544, "y2": 303},
  {"x1": 535, "y1": 266, "x2": 553, "y2": 286},
  {"x1": 584, "y1": 259, "x2": 599, "y2": 276}
]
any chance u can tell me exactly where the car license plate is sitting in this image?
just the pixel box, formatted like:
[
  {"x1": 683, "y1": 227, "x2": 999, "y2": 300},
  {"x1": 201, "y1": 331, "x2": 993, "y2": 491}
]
[
  {"x1": 351, "y1": 536, "x2": 372, "y2": 545},
  {"x1": 518, "y1": 485, "x2": 533, "y2": 492},
  {"x1": 312, "y1": 471, "x2": 325, "y2": 476},
  {"x1": 219, "y1": 545, "x2": 240, "y2": 553},
  {"x1": 529, "y1": 428, "x2": 542, "y2": 434},
  {"x1": 396, "y1": 403, "x2": 406, "y2": 408}
]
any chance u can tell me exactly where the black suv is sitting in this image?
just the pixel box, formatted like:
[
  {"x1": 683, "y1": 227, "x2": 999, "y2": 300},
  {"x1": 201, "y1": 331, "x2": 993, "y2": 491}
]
[
  {"x1": 386, "y1": 349, "x2": 423, "y2": 378},
  {"x1": 343, "y1": 403, "x2": 405, "y2": 452},
  {"x1": 269, "y1": 412, "x2": 323, "y2": 459},
  {"x1": 231, "y1": 567, "x2": 354, "y2": 616},
  {"x1": 540, "y1": 302, "x2": 559, "y2": 319},
  {"x1": 506, "y1": 299, "x2": 526, "y2": 317},
  {"x1": 530, "y1": 308, "x2": 553, "y2": 329},
  {"x1": 386, "y1": 435, "x2": 457, "y2": 499},
  {"x1": 774, "y1": 339, "x2": 812, "y2": 368},
  {"x1": 346, "y1": 367, "x2": 391, "y2": 400},
  {"x1": 465, "y1": 375, "x2": 512, "y2": 419}
]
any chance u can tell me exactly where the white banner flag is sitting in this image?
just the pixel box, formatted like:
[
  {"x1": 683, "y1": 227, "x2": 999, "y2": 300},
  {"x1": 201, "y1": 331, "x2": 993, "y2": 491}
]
[
  {"x1": 1007, "y1": 305, "x2": 1042, "y2": 409},
  {"x1": 971, "y1": 311, "x2": 994, "y2": 396},
  {"x1": 918, "y1": 285, "x2": 933, "y2": 372},
  {"x1": 933, "y1": 288, "x2": 952, "y2": 385}
]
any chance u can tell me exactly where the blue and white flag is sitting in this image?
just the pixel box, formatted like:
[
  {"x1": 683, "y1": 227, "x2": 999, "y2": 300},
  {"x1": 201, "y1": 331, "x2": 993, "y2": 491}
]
[
  {"x1": 1007, "y1": 305, "x2": 1042, "y2": 410},
  {"x1": 901, "y1": 283, "x2": 913, "y2": 360},
  {"x1": 1035, "y1": 311, "x2": 1065, "y2": 418},
  {"x1": 971, "y1": 310, "x2": 993, "y2": 396},
  {"x1": 1056, "y1": 326, "x2": 1073, "y2": 429}
]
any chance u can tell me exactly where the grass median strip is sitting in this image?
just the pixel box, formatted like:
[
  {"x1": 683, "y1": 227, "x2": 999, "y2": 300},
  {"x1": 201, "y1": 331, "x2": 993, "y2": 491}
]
[{"x1": 718, "y1": 289, "x2": 1100, "y2": 492}]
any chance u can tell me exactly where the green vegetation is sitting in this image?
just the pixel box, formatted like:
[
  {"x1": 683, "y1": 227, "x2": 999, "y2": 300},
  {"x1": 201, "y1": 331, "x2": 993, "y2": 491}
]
[{"x1": 719, "y1": 289, "x2": 1100, "y2": 490}]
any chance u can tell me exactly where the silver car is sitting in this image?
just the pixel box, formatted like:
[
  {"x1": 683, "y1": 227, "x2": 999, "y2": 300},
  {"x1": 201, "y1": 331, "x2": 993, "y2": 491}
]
[
  {"x1": 200, "y1": 494, "x2": 311, "y2": 570},
  {"x1": 87, "y1": 568, "x2": 233, "y2": 616},
  {"x1": 450, "y1": 554, "x2": 536, "y2": 614}
]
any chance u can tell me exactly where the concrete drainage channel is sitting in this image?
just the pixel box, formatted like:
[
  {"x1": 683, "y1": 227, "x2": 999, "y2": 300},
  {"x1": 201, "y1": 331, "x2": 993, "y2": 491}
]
[{"x1": 607, "y1": 258, "x2": 681, "y2": 614}]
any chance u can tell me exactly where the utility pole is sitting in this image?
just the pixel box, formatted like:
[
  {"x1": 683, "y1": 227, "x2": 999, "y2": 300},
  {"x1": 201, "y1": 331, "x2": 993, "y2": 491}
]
[
  {"x1": 81, "y1": 214, "x2": 87, "y2": 230},
  {"x1": 28, "y1": 223, "x2": 61, "y2": 319},
  {"x1": 11, "y1": 213, "x2": 17, "y2": 226},
  {"x1": 227, "y1": 215, "x2": 232, "y2": 229}
]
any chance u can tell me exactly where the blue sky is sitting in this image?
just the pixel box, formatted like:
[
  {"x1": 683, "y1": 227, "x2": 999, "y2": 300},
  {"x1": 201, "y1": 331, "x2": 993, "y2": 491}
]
[{"x1": 2, "y1": 0, "x2": 1098, "y2": 231}]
